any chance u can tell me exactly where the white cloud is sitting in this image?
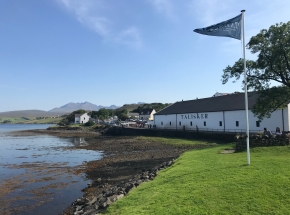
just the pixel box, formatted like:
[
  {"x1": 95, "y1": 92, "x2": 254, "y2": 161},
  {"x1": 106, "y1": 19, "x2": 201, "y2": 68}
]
[
  {"x1": 58, "y1": 0, "x2": 143, "y2": 49},
  {"x1": 148, "y1": 0, "x2": 176, "y2": 21},
  {"x1": 115, "y1": 27, "x2": 143, "y2": 49}
]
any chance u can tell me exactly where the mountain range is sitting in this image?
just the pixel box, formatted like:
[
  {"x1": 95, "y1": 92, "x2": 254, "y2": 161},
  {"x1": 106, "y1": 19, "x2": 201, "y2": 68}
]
[
  {"x1": 49, "y1": 102, "x2": 120, "y2": 113},
  {"x1": 0, "y1": 102, "x2": 145, "y2": 117}
]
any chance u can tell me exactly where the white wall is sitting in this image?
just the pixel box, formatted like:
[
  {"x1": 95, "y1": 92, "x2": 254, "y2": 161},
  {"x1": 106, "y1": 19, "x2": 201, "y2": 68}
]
[
  {"x1": 75, "y1": 117, "x2": 80, "y2": 123},
  {"x1": 154, "y1": 108, "x2": 289, "y2": 132},
  {"x1": 149, "y1": 110, "x2": 156, "y2": 120},
  {"x1": 154, "y1": 114, "x2": 176, "y2": 129},
  {"x1": 79, "y1": 113, "x2": 90, "y2": 124}
]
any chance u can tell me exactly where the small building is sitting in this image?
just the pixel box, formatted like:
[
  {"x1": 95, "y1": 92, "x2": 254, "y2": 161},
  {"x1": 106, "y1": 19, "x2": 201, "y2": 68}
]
[
  {"x1": 139, "y1": 109, "x2": 156, "y2": 120},
  {"x1": 75, "y1": 113, "x2": 90, "y2": 124},
  {"x1": 128, "y1": 112, "x2": 139, "y2": 118}
]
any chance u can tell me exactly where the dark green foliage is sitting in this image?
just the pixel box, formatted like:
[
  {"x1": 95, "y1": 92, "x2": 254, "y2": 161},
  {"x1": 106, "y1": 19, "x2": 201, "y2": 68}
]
[
  {"x1": 115, "y1": 109, "x2": 128, "y2": 120},
  {"x1": 252, "y1": 86, "x2": 290, "y2": 119},
  {"x1": 91, "y1": 108, "x2": 128, "y2": 121},
  {"x1": 84, "y1": 120, "x2": 95, "y2": 126},
  {"x1": 91, "y1": 108, "x2": 111, "y2": 120},
  {"x1": 222, "y1": 22, "x2": 290, "y2": 119},
  {"x1": 57, "y1": 119, "x2": 69, "y2": 126}
]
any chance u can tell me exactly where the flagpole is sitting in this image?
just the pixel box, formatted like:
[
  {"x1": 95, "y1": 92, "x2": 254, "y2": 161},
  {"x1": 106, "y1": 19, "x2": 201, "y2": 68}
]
[{"x1": 241, "y1": 10, "x2": 250, "y2": 165}]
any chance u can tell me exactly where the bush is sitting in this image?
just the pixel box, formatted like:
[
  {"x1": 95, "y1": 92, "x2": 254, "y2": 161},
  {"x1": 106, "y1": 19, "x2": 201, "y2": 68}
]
[
  {"x1": 57, "y1": 119, "x2": 70, "y2": 126},
  {"x1": 84, "y1": 120, "x2": 95, "y2": 126}
]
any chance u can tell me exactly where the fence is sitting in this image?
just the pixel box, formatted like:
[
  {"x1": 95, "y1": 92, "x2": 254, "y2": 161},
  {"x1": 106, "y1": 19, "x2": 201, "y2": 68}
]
[{"x1": 146, "y1": 126, "x2": 263, "y2": 134}]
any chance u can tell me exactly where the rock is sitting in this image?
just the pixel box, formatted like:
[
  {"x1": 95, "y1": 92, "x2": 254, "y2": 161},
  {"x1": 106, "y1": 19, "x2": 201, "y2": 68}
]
[
  {"x1": 98, "y1": 197, "x2": 106, "y2": 205},
  {"x1": 89, "y1": 197, "x2": 98, "y2": 205},
  {"x1": 105, "y1": 198, "x2": 113, "y2": 206},
  {"x1": 76, "y1": 205, "x2": 84, "y2": 211},
  {"x1": 125, "y1": 183, "x2": 135, "y2": 193},
  {"x1": 74, "y1": 210, "x2": 83, "y2": 215},
  {"x1": 83, "y1": 209, "x2": 95, "y2": 215},
  {"x1": 100, "y1": 201, "x2": 107, "y2": 208},
  {"x1": 108, "y1": 195, "x2": 118, "y2": 203},
  {"x1": 134, "y1": 179, "x2": 143, "y2": 186},
  {"x1": 116, "y1": 194, "x2": 124, "y2": 200}
]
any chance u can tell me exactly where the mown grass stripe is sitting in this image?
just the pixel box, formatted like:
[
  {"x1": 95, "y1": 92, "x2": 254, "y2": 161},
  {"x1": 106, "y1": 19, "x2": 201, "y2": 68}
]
[{"x1": 105, "y1": 139, "x2": 290, "y2": 215}]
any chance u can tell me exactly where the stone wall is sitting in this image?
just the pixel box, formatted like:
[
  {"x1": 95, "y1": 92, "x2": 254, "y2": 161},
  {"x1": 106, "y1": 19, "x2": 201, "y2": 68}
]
[{"x1": 236, "y1": 133, "x2": 290, "y2": 151}]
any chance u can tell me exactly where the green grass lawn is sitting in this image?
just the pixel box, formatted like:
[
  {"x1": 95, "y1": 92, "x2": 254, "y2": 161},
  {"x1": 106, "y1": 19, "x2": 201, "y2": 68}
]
[
  {"x1": 105, "y1": 142, "x2": 290, "y2": 215},
  {"x1": 0, "y1": 117, "x2": 61, "y2": 124},
  {"x1": 136, "y1": 136, "x2": 219, "y2": 146},
  {"x1": 0, "y1": 117, "x2": 30, "y2": 123}
]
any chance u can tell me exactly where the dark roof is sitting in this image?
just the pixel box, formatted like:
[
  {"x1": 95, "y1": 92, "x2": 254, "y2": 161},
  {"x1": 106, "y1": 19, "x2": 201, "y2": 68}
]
[
  {"x1": 75, "y1": 113, "x2": 87, "y2": 117},
  {"x1": 155, "y1": 92, "x2": 259, "y2": 115},
  {"x1": 140, "y1": 108, "x2": 154, "y2": 115}
]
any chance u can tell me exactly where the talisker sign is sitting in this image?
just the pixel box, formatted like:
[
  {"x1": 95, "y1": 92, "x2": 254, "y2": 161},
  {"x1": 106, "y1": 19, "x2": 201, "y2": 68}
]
[{"x1": 180, "y1": 113, "x2": 208, "y2": 119}]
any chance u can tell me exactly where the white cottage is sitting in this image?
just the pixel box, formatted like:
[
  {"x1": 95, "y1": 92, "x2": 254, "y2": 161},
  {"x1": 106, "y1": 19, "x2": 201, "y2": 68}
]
[
  {"x1": 154, "y1": 92, "x2": 289, "y2": 133},
  {"x1": 75, "y1": 113, "x2": 90, "y2": 124},
  {"x1": 139, "y1": 109, "x2": 156, "y2": 120}
]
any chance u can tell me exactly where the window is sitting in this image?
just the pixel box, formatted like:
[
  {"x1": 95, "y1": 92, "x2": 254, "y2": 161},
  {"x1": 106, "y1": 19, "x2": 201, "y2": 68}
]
[
  {"x1": 179, "y1": 122, "x2": 181, "y2": 126},
  {"x1": 219, "y1": 121, "x2": 222, "y2": 126},
  {"x1": 256, "y1": 121, "x2": 260, "y2": 127},
  {"x1": 170, "y1": 122, "x2": 171, "y2": 126},
  {"x1": 190, "y1": 121, "x2": 192, "y2": 126},
  {"x1": 204, "y1": 121, "x2": 206, "y2": 126},
  {"x1": 161, "y1": 122, "x2": 163, "y2": 125},
  {"x1": 236, "y1": 121, "x2": 239, "y2": 127}
]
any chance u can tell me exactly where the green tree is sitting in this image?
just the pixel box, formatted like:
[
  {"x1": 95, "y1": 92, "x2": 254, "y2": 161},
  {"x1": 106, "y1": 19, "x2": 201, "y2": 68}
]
[
  {"x1": 115, "y1": 109, "x2": 128, "y2": 121},
  {"x1": 222, "y1": 21, "x2": 290, "y2": 119},
  {"x1": 84, "y1": 120, "x2": 95, "y2": 126}
]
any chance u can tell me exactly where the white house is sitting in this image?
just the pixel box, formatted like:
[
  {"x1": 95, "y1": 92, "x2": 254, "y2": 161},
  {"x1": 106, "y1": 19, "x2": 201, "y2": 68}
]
[
  {"x1": 153, "y1": 92, "x2": 289, "y2": 133},
  {"x1": 128, "y1": 112, "x2": 140, "y2": 118},
  {"x1": 139, "y1": 109, "x2": 156, "y2": 120},
  {"x1": 75, "y1": 113, "x2": 90, "y2": 124}
]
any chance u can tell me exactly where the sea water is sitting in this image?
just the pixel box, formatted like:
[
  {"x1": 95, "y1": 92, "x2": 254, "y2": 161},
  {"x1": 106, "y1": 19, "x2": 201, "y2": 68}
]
[{"x1": 0, "y1": 124, "x2": 102, "y2": 215}]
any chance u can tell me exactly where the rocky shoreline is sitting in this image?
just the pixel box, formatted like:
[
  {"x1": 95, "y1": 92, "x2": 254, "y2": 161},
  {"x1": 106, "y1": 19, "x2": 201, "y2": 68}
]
[
  {"x1": 15, "y1": 129, "x2": 215, "y2": 215},
  {"x1": 68, "y1": 159, "x2": 176, "y2": 215}
]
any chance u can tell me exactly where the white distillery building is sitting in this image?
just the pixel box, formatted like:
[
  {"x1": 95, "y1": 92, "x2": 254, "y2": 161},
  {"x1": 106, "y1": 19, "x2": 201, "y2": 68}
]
[
  {"x1": 75, "y1": 113, "x2": 90, "y2": 124},
  {"x1": 154, "y1": 92, "x2": 289, "y2": 133}
]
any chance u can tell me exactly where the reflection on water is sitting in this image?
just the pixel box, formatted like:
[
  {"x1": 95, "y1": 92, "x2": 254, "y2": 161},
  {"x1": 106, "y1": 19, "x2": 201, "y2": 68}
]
[
  {"x1": 0, "y1": 124, "x2": 102, "y2": 215},
  {"x1": 72, "y1": 137, "x2": 88, "y2": 146}
]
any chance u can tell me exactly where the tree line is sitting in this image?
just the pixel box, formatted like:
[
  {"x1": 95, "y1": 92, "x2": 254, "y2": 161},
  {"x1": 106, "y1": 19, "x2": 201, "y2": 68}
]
[{"x1": 58, "y1": 103, "x2": 170, "y2": 125}]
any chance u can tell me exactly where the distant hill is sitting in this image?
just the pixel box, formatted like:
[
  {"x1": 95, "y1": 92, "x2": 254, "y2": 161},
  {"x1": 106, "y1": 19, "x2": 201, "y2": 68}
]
[
  {"x1": 117, "y1": 104, "x2": 141, "y2": 112},
  {"x1": 49, "y1": 102, "x2": 120, "y2": 113},
  {"x1": 0, "y1": 110, "x2": 65, "y2": 118}
]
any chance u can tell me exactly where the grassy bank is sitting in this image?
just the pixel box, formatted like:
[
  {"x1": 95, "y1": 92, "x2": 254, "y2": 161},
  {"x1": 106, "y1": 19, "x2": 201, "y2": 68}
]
[
  {"x1": 0, "y1": 117, "x2": 62, "y2": 124},
  {"x1": 105, "y1": 143, "x2": 290, "y2": 214}
]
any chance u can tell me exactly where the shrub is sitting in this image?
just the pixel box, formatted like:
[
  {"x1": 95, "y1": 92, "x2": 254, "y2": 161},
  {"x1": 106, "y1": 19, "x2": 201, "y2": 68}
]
[{"x1": 84, "y1": 120, "x2": 95, "y2": 126}]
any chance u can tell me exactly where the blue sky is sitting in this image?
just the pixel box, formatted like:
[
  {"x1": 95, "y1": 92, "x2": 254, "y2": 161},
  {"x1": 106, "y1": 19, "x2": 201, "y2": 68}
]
[{"x1": 1, "y1": 0, "x2": 290, "y2": 112}]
